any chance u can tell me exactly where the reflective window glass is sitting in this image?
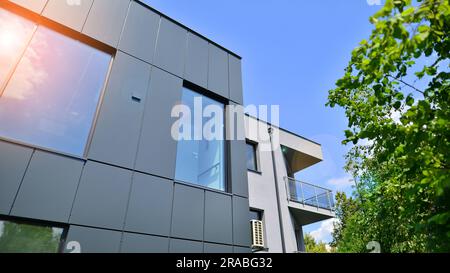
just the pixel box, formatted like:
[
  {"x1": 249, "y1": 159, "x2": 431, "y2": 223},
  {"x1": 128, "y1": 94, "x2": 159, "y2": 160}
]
[
  {"x1": 0, "y1": 219, "x2": 64, "y2": 253},
  {"x1": 246, "y1": 142, "x2": 258, "y2": 172},
  {"x1": 174, "y1": 88, "x2": 226, "y2": 191},
  {"x1": 0, "y1": 16, "x2": 111, "y2": 156},
  {"x1": 0, "y1": 9, "x2": 36, "y2": 88}
]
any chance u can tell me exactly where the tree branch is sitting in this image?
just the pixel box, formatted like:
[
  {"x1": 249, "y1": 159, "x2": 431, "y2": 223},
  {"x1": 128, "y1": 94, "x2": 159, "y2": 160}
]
[{"x1": 387, "y1": 74, "x2": 425, "y2": 95}]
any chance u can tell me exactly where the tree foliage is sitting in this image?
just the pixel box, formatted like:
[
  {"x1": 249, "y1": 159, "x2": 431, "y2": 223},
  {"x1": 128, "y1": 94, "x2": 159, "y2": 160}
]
[
  {"x1": 327, "y1": 0, "x2": 449, "y2": 252},
  {"x1": 304, "y1": 233, "x2": 334, "y2": 253}
]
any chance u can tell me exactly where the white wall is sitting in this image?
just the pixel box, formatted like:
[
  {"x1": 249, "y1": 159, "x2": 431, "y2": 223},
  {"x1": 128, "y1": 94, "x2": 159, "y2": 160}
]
[{"x1": 245, "y1": 115, "x2": 327, "y2": 253}]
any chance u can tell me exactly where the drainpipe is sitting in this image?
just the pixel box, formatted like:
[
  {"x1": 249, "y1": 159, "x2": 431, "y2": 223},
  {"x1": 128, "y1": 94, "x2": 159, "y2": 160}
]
[{"x1": 268, "y1": 126, "x2": 287, "y2": 253}]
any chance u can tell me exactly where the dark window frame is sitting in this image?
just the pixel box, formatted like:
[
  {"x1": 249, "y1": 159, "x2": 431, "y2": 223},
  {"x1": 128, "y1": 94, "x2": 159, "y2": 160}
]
[{"x1": 246, "y1": 140, "x2": 260, "y2": 173}]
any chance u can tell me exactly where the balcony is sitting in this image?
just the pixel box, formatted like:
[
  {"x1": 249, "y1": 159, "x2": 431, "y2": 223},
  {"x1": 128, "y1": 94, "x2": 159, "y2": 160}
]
[{"x1": 286, "y1": 177, "x2": 334, "y2": 211}]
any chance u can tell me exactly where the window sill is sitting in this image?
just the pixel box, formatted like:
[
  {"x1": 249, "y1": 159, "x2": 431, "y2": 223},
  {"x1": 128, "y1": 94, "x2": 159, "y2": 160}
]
[{"x1": 247, "y1": 169, "x2": 262, "y2": 175}]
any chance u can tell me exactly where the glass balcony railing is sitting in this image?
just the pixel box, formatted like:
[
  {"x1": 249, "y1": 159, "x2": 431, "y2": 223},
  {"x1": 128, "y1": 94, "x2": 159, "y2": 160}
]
[{"x1": 286, "y1": 177, "x2": 335, "y2": 211}]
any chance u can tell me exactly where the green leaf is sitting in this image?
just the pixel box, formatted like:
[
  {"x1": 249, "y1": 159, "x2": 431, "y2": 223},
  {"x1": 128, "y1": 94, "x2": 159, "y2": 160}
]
[
  {"x1": 406, "y1": 95, "x2": 414, "y2": 106},
  {"x1": 401, "y1": 7, "x2": 415, "y2": 16},
  {"x1": 345, "y1": 130, "x2": 354, "y2": 139}
]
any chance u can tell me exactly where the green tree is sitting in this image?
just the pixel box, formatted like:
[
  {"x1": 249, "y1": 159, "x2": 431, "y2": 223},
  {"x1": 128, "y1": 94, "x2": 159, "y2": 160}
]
[
  {"x1": 304, "y1": 233, "x2": 334, "y2": 253},
  {"x1": 330, "y1": 192, "x2": 359, "y2": 250},
  {"x1": 327, "y1": 0, "x2": 449, "y2": 252}
]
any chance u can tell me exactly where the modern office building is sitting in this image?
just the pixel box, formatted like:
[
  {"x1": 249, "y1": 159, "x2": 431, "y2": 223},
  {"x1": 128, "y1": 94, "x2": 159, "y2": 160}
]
[{"x1": 0, "y1": 0, "x2": 334, "y2": 253}]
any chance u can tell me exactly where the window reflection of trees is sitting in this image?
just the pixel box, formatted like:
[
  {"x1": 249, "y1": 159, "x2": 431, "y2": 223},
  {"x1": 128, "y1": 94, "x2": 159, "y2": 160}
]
[{"x1": 0, "y1": 220, "x2": 63, "y2": 253}]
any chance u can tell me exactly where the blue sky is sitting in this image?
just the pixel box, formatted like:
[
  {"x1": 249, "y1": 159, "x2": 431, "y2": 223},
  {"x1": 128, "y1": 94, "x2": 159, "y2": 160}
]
[{"x1": 143, "y1": 0, "x2": 384, "y2": 243}]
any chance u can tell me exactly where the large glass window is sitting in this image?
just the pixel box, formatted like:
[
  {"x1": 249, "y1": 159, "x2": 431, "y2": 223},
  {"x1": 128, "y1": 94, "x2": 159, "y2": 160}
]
[
  {"x1": 174, "y1": 88, "x2": 226, "y2": 191},
  {"x1": 0, "y1": 9, "x2": 35, "y2": 88},
  {"x1": 246, "y1": 141, "x2": 258, "y2": 172},
  {"x1": 0, "y1": 8, "x2": 111, "y2": 156},
  {"x1": 0, "y1": 219, "x2": 65, "y2": 253}
]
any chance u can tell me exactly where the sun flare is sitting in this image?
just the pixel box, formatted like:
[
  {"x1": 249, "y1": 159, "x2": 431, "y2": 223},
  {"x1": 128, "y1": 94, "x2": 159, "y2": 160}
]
[{"x1": 0, "y1": 28, "x2": 18, "y2": 50}]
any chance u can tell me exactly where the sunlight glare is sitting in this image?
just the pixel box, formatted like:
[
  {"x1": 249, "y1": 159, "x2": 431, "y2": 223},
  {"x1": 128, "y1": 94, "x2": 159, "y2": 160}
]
[{"x1": 0, "y1": 28, "x2": 18, "y2": 50}]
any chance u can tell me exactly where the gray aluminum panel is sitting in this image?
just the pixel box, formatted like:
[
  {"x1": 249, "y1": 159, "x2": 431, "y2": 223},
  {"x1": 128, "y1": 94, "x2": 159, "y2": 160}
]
[
  {"x1": 204, "y1": 191, "x2": 232, "y2": 244},
  {"x1": 134, "y1": 67, "x2": 182, "y2": 179},
  {"x1": 121, "y1": 232, "x2": 169, "y2": 253},
  {"x1": 64, "y1": 225, "x2": 122, "y2": 253},
  {"x1": 11, "y1": 151, "x2": 83, "y2": 223},
  {"x1": 124, "y1": 173, "x2": 173, "y2": 236},
  {"x1": 82, "y1": 0, "x2": 130, "y2": 47},
  {"x1": 228, "y1": 55, "x2": 244, "y2": 104},
  {"x1": 169, "y1": 238, "x2": 203, "y2": 253},
  {"x1": 170, "y1": 184, "x2": 204, "y2": 241},
  {"x1": 42, "y1": 0, "x2": 93, "y2": 31},
  {"x1": 204, "y1": 243, "x2": 233, "y2": 253},
  {"x1": 88, "y1": 51, "x2": 151, "y2": 169},
  {"x1": 9, "y1": 0, "x2": 48, "y2": 14},
  {"x1": 118, "y1": 1, "x2": 160, "y2": 63},
  {"x1": 184, "y1": 33, "x2": 208, "y2": 88},
  {"x1": 69, "y1": 161, "x2": 132, "y2": 230},
  {"x1": 230, "y1": 139, "x2": 249, "y2": 197},
  {"x1": 208, "y1": 44, "x2": 229, "y2": 98},
  {"x1": 232, "y1": 196, "x2": 251, "y2": 247},
  {"x1": 233, "y1": 246, "x2": 252, "y2": 253},
  {"x1": 153, "y1": 18, "x2": 187, "y2": 77},
  {"x1": 0, "y1": 141, "x2": 33, "y2": 214}
]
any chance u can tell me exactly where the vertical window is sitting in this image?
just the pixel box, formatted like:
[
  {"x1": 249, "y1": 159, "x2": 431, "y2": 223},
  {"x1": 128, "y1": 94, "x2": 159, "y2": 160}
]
[
  {"x1": 0, "y1": 219, "x2": 65, "y2": 253},
  {"x1": 0, "y1": 9, "x2": 112, "y2": 157},
  {"x1": 174, "y1": 87, "x2": 226, "y2": 191},
  {"x1": 246, "y1": 141, "x2": 258, "y2": 172}
]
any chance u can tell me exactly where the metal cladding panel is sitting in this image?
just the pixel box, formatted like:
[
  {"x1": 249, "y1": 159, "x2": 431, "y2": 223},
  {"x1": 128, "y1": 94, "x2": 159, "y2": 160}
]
[
  {"x1": 11, "y1": 151, "x2": 83, "y2": 223},
  {"x1": 124, "y1": 173, "x2": 173, "y2": 236},
  {"x1": 204, "y1": 243, "x2": 233, "y2": 253},
  {"x1": 228, "y1": 55, "x2": 244, "y2": 104},
  {"x1": 208, "y1": 44, "x2": 229, "y2": 98},
  {"x1": 69, "y1": 161, "x2": 132, "y2": 230},
  {"x1": 184, "y1": 33, "x2": 209, "y2": 88},
  {"x1": 82, "y1": 0, "x2": 130, "y2": 47},
  {"x1": 227, "y1": 101, "x2": 249, "y2": 197},
  {"x1": 9, "y1": 0, "x2": 48, "y2": 14},
  {"x1": 87, "y1": 51, "x2": 151, "y2": 169},
  {"x1": 121, "y1": 232, "x2": 169, "y2": 253},
  {"x1": 169, "y1": 238, "x2": 203, "y2": 253},
  {"x1": 0, "y1": 141, "x2": 33, "y2": 214},
  {"x1": 170, "y1": 184, "x2": 204, "y2": 241},
  {"x1": 204, "y1": 191, "x2": 232, "y2": 244},
  {"x1": 42, "y1": 0, "x2": 94, "y2": 31},
  {"x1": 230, "y1": 139, "x2": 249, "y2": 197},
  {"x1": 233, "y1": 246, "x2": 252, "y2": 253},
  {"x1": 153, "y1": 18, "x2": 187, "y2": 77},
  {"x1": 232, "y1": 196, "x2": 251, "y2": 247},
  {"x1": 64, "y1": 225, "x2": 122, "y2": 253},
  {"x1": 134, "y1": 67, "x2": 182, "y2": 179},
  {"x1": 118, "y1": 1, "x2": 160, "y2": 63}
]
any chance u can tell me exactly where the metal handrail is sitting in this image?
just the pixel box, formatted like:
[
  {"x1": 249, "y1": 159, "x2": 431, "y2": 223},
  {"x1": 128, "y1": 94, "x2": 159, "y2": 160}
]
[{"x1": 285, "y1": 177, "x2": 335, "y2": 211}]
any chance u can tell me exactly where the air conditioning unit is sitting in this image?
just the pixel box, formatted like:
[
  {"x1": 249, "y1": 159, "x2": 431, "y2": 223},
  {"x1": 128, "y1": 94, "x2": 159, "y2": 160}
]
[{"x1": 251, "y1": 220, "x2": 265, "y2": 249}]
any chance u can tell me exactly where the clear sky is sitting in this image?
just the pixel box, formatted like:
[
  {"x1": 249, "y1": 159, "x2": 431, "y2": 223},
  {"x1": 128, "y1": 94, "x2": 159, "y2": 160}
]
[{"x1": 143, "y1": 0, "x2": 384, "y2": 244}]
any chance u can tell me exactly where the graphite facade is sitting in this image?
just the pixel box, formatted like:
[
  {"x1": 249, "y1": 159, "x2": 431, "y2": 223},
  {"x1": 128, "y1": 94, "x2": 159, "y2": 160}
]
[{"x1": 0, "y1": 0, "x2": 249, "y2": 253}]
